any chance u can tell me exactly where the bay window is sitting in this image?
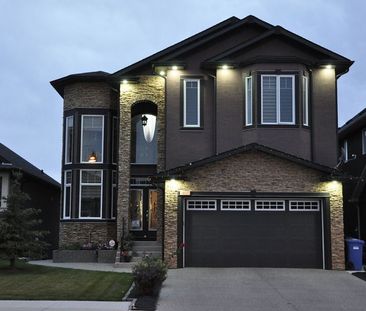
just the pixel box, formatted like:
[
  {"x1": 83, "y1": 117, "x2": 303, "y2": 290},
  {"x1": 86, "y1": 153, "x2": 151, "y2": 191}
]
[
  {"x1": 65, "y1": 116, "x2": 74, "y2": 164},
  {"x1": 261, "y1": 75, "x2": 295, "y2": 125},
  {"x1": 63, "y1": 171, "x2": 72, "y2": 219},
  {"x1": 183, "y1": 79, "x2": 200, "y2": 127},
  {"x1": 81, "y1": 115, "x2": 104, "y2": 163},
  {"x1": 245, "y1": 76, "x2": 253, "y2": 126},
  {"x1": 79, "y1": 170, "x2": 102, "y2": 219}
]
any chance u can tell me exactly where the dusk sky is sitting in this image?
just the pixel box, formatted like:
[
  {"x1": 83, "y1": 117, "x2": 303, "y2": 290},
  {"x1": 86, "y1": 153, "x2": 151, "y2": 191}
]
[{"x1": 0, "y1": 0, "x2": 365, "y2": 182}]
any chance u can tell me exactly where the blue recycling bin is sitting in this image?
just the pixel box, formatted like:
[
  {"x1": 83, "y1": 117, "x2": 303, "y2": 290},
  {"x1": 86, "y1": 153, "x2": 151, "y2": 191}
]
[{"x1": 345, "y1": 238, "x2": 365, "y2": 270}]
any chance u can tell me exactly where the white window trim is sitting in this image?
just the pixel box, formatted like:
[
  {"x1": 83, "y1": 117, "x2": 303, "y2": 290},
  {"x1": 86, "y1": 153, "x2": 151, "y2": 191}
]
[
  {"x1": 221, "y1": 199, "x2": 251, "y2": 211},
  {"x1": 112, "y1": 116, "x2": 118, "y2": 165},
  {"x1": 80, "y1": 115, "x2": 104, "y2": 164},
  {"x1": 63, "y1": 170, "x2": 72, "y2": 219},
  {"x1": 186, "y1": 199, "x2": 217, "y2": 211},
  {"x1": 111, "y1": 171, "x2": 116, "y2": 219},
  {"x1": 261, "y1": 75, "x2": 295, "y2": 125},
  {"x1": 303, "y1": 76, "x2": 309, "y2": 126},
  {"x1": 79, "y1": 169, "x2": 103, "y2": 219},
  {"x1": 130, "y1": 189, "x2": 144, "y2": 231},
  {"x1": 343, "y1": 140, "x2": 349, "y2": 162},
  {"x1": 245, "y1": 76, "x2": 253, "y2": 126},
  {"x1": 0, "y1": 172, "x2": 9, "y2": 210},
  {"x1": 65, "y1": 116, "x2": 74, "y2": 164},
  {"x1": 183, "y1": 79, "x2": 200, "y2": 128},
  {"x1": 254, "y1": 200, "x2": 285, "y2": 211},
  {"x1": 362, "y1": 129, "x2": 366, "y2": 155},
  {"x1": 289, "y1": 200, "x2": 320, "y2": 212}
]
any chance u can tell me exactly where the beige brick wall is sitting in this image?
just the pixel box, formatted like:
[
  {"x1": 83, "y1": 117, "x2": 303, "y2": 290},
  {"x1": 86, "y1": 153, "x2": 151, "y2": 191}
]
[
  {"x1": 64, "y1": 82, "x2": 117, "y2": 110},
  {"x1": 164, "y1": 150, "x2": 344, "y2": 269},
  {"x1": 59, "y1": 222, "x2": 117, "y2": 247},
  {"x1": 117, "y1": 76, "x2": 165, "y2": 241}
]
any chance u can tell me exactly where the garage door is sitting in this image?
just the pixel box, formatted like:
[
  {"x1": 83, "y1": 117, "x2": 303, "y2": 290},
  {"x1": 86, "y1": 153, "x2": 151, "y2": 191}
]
[{"x1": 184, "y1": 197, "x2": 323, "y2": 268}]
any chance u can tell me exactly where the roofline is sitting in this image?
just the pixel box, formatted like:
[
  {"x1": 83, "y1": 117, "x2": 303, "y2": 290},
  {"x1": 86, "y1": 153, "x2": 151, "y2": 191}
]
[
  {"x1": 111, "y1": 15, "x2": 273, "y2": 78},
  {"x1": 158, "y1": 143, "x2": 338, "y2": 177},
  {"x1": 338, "y1": 108, "x2": 366, "y2": 139}
]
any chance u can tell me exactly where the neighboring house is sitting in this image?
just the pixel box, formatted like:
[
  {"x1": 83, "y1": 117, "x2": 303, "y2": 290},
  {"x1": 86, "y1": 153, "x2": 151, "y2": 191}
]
[
  {"x1": 338, "y1": 109, "x2": 366, "y2": 243},
  {"x1": 0, "y1": 143, "x2": 60, "y2": 255},
  {"x1": 51, "y1": 15, "x2": 353, "y2": 269}
]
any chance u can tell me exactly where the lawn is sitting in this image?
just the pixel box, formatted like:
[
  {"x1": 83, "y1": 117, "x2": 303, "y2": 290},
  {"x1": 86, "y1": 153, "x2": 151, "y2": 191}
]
[{"x1": 0, "y1": 260, "x2": 133, "y2": 301}]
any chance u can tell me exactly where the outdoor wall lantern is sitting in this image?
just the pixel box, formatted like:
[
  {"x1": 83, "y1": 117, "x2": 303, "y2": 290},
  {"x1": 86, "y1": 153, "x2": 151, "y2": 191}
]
[{"x1": 141, "y1": 114, "x2": 156, "y2": 143}]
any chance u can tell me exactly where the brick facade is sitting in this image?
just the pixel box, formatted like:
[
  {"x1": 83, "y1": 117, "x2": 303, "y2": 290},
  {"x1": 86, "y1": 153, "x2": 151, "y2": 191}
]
[
  {"x1": 164, "y1": 150, "x2": 344, "y2": 270},
  {"x1": 59, "y1": 222, "x2": 117, "y2": 247},
  {"x1": 117, "y1": 76, "x2": 165, "y2": 241}
]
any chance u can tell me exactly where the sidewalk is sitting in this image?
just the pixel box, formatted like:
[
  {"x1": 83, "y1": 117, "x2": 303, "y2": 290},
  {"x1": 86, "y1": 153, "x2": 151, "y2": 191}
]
[
  {"x1": 0, "y1": 300, "x2": 131, "y2": 311},
  {"x1": 29, "y1": 260, "x2": 131, "y2": 273}
]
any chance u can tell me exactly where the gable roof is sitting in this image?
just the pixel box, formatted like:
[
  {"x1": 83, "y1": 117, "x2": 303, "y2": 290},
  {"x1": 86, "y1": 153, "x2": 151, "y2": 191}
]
[
  {"x1": 158, "y1": 143, "x2": 338, "y2": 178},
  {"x1": 338, "y1": 108, "x2": 366, "y2": 140},
  {"x1": 203, "y1": 26, "x2": 353, "y2": 75},
  {"x1": 0, "y1": 143, "x2": 60, "y2": 188}
]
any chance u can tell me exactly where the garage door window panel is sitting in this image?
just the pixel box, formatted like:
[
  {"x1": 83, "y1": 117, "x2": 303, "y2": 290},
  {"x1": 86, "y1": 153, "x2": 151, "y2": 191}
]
[
  {"x1": 255, "y1": 200, "x2": 285, "y2": 211},
  {"x1": 187, "y1": 200, "x2": 216, "y2": 211},
  {"x1": 290, "y1": 200, "x2": 320, "y2": 211},
  {"x1": 221, "y1": 200, "x2": 251, "y2": 211}
]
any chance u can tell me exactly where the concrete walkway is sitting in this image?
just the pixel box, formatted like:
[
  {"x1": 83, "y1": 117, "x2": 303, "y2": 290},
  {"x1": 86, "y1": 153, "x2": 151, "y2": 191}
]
[
  {"x1": 0, "y1": 300, "x2": 131, "y2": 311},
  {"x1": 157, "y1": 268, "x2": 366, "y2": 311},
  {"x1": 29, "y1": 260, "x2": 132, "y2": 273}
]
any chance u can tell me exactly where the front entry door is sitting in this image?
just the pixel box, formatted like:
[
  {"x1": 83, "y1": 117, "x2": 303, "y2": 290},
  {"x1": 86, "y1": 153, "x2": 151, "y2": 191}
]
[{"x1": 129, "y1": 188, "x2": 158, "y2": 240}]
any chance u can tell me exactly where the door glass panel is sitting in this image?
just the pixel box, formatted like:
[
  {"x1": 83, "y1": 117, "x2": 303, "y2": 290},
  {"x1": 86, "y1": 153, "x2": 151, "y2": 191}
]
[
  {"x1": 149, "y1": 190, "x2": 158, "y2": 230},
  {"x1": 130, "y1": 190, "x2": 143, "y2": 230}
]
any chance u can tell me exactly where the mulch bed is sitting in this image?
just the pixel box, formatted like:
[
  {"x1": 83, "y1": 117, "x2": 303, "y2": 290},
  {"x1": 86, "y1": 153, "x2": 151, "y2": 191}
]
[{"x1": 125, "y1": 283, "x2": 162, "y2": 311}]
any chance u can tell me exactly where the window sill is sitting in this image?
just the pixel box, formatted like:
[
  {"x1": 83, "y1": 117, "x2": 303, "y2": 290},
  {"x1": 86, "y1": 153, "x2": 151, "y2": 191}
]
[{"x1": 180, "y1": 127, "x2": 204, "y2": 131}]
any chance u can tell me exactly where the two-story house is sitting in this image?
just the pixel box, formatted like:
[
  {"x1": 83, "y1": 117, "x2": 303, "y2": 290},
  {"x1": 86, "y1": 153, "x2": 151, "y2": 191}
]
[
  {"x1": 338, "y1": 109, "x2": 366, "y2": 245},
  {"x1": 51, "y1": 15, "x2": 353, "y2": 269}
]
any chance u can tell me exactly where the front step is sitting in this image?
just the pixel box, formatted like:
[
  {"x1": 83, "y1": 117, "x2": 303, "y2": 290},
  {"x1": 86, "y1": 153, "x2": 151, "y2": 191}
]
[{"x1": 116, "y1": 241, "x2": 162, "y2": 265}]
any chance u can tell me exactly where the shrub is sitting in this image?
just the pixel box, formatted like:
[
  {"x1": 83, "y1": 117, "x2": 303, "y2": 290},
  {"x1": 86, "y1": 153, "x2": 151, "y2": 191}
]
[{"x1": 132, "y1": 257, "x2": 168, "y2": 296}]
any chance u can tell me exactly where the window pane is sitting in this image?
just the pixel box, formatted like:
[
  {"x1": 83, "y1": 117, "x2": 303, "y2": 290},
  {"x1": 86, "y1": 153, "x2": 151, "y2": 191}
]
[
  {"x1": 81, "y1": 170, "x2": 101, "y2": 183},
  {"x1": 303, "y1": 77, "x2": 308, "y2": 125},
  {"x1": 65, "y1": 116, "x2": 73, "y2": 163},
  {"x1": 64, "y1": 186, "x2": 71, "y2": 218},
  {"x1": 185, "y1": 80, "x2": 199, "y2": 126},
  {"x1": 131, "y1": 115, "x2": 157, "y2": 164},
  {"x1": 363, "y1": 130, "x2": 366, "y2": 154},
  {"x1": 129, "y1": 190, "x2": 143, "y2": 230},
  {"x1": 80, "y1": 185, "x2": 101, "y2": 217},
  {"x1": 246, "y1": 77, "x2": 252, "y2": 125},
  {"x1": 112, "y1": 117, "x2": 118, "y2": 163},
  {"x1": 65, "y1": 171, "x2": 72, "y2": 184},
  {"x1": 149, "y1": 190, "x2": 158, "y2": 230},
  {"x1": 262, "y1": 76, "x2": 277, "y2": 123},
  {"x1": 279, "y1": 77, "x2": 293, "y2": 123},
  {"x1": 0, "y1": 176, "x2": 2, "y2": 205},
  {"x1": 81, "y1": 116, "x2": 103, "y2": 162}
]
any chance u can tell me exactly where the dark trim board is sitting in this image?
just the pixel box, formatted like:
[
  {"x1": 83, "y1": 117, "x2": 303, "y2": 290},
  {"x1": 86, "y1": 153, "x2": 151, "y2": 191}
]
[{"x1": 178, "y1": 192, "x2": 331, "y2": 269}]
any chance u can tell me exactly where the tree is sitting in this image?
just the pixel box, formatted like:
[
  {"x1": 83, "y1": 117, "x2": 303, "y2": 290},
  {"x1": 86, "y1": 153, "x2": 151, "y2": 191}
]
[{"x1": 0, "y1": 171, "x2": 48, "y2": 268}]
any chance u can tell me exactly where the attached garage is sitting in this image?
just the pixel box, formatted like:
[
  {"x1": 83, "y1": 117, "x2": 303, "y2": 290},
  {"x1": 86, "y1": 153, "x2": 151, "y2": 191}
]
[{"x1": 183, "y1": 195, "x2": 327, "y2": 269}]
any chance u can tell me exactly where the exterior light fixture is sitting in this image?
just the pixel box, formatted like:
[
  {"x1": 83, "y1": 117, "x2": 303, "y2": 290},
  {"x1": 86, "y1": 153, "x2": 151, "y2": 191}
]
[
  {"x1": 172, "y1": 65, "x2": 178, "y2": 70},
  {"x1": 325, "y1": 65, "x2": 332, "y2": 69},
  {"x1": 222, "y1": 64, "x2": 229, "y2": 70},
  {"x1": 88, "y1": 152, "x2": 97, "y2": 163},
  {"x1": 159, "y1": 70, "x2": 166, "y2": 76},
  {"x1": 141, "y1": 114, "x2": 156, "y2": 143},
  {"x1": 122, "y1": 79, "x2": 128, "y2": 84}
]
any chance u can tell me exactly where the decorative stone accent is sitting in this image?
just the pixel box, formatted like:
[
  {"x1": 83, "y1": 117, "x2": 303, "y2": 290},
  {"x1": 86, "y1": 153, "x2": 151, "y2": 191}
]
[
  {"x1": 63, "y1": 82, "x2": 118, "y2": 110},
  {"x1": 164, "y1": 150, "x2": 344, "y2": 270},
  {"x1": 117, "y1": 76, "x2": 165, "y2": 241},
  {"x1": 59, "y1": 222, "x2": 117, "y2": 247}
]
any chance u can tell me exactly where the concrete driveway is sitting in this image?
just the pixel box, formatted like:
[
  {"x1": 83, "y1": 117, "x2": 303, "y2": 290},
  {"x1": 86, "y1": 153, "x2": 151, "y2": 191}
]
[{"x1": 157, "y1": 268, "x2": 366, "y2": 311}]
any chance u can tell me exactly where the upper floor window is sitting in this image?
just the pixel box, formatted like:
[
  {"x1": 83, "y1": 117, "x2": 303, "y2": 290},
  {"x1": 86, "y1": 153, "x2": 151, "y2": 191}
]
[
  {"x1": 112, "y1": 116, "x2": 119, "y2": 164},
  {"x1": 303, "y1": 76, "x2": 309, "y2": 126},
  {"x1": 79, "y1": 170, "x2": 102, "y2": 219},
  {"x1": 183, "y1": 79, "x2": 200, "y2": 127},
  {"x1": 65, "y1": 116, "x2": 74, "y2": 164},
  {"x1": 81, "y1": 115, "x2": 104, "y2": 163},
  {"x1": 63, "y1": 171, "x2": 72, "y2": 219},
  {"x1": 362, "y1": 129, "x2": 366, "y2": 155},
  {"x1": 0, "y1": 173, "x2": 9, "y2": 210},
  {"x1": 343, "y1": 140, "x2": 349, "y2": 162},
  {"x1": 245, "y1": 76, "x2": 253, "y2": 126},
  {"x1": 261, "y1": 75, "x2": 295, "y2": 125}
]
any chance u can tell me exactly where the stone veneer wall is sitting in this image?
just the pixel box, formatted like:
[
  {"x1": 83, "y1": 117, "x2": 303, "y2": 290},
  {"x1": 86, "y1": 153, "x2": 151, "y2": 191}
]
[
  {"x1": 164, "y1": 150, "x2": 344, "y2": 270},
  {"x1": 117, "y1": 76, "x2": 165, "y2": 241},
  {"x1": 59, "y1": 222, "x2": 117, "y2": 247}
]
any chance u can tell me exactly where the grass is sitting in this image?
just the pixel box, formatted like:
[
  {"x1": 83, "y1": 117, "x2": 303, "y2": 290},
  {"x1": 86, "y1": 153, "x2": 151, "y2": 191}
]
[{"x1": 0, "y1": 260, "x2": 133, "y2": 301}]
